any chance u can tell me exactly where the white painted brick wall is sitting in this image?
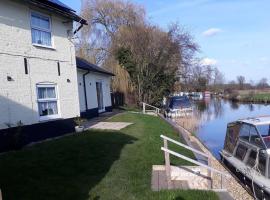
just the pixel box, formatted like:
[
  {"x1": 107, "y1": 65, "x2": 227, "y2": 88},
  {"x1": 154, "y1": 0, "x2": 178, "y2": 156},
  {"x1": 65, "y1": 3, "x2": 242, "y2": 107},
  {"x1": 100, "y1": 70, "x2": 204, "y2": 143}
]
[
  {"x1": 0, "y1": 0, "x2": 80, "y2": 129},
  {"x1": 77, "y1": 69, "x2": 112, "y2": 112}
]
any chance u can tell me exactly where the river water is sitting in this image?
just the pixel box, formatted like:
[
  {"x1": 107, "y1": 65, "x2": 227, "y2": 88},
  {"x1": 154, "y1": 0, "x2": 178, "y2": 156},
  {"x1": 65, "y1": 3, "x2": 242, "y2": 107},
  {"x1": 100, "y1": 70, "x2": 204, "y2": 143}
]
[{"x1": 194, "y1": 98, "x2": 270, "y2": 158}]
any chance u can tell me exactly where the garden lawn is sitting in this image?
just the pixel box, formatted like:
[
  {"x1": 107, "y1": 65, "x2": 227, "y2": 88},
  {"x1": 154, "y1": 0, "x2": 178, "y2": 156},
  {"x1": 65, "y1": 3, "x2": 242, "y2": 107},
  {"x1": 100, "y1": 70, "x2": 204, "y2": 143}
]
[{"x1": 0, "y1": 113, "x2": 219, "y2": 200}]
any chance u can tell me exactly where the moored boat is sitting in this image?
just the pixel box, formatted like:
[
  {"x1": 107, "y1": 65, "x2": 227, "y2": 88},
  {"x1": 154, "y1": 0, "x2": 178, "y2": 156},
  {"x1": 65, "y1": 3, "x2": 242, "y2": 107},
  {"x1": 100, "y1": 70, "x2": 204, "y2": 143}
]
[
  {"x1": 221, "y1": 116, "x2": 270, "y2": 199},
  {"x1": 164, "y1": 96, "x2": 193, "y2": 118}
]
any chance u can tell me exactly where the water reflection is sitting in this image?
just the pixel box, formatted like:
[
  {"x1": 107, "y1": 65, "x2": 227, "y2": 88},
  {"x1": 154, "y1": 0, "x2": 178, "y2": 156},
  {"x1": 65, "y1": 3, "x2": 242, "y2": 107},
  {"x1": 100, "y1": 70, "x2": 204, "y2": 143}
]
[{"x1": 194, "y1": 98, "x2": 270, "y2": 158}]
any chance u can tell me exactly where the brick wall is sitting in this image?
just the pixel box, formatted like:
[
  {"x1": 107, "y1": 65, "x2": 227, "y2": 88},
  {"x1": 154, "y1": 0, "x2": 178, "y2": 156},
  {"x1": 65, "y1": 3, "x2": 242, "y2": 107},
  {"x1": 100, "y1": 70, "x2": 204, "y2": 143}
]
[{"x1": 0, "y1": 0, "x2": 80, "y2": 129}]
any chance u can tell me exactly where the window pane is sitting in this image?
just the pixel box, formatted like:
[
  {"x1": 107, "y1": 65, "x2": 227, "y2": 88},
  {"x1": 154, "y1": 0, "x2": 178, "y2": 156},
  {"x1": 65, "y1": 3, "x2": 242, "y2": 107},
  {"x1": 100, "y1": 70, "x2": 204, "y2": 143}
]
[
  {"x1": 31, "y1": 14, "x2": 50, "y2": 30},
  {"x1": 38, "y1": 88, "x2": 47, "y2": 99},
  {"x1": 47, "y1": 87, "x2": 56, "y2": 98},
  {"x1": 259, "y1": 152, "x2": 266, "y2": 176},
  {"x1": 247, "y1": 150, "x2": 257, "y2": 167},
  {"x1": 38, "y1": 102, "x2": 48, "y2": 116},
  {"x1": 235, "y1": 144, "x2": 248, "y2": 161},
  {"x1": 239, "y1": 124, "x2": 250, "y2": 141},
  {"x1": 48, "y1": 101, "x2": 58, "y2": 115},
  {"x1": 32, "y1": 29, "x2": 51, "y2": 46},
  {"x1": 38, "y1": 87, "x2": 56, "y2": 99},
  {"x1": 257, "y1": 124, "x2": 270, "y2": 148},
  {"x1": 38, "y1": 101, "x2": 58, "y2": 116},
  {"x1": 250, "y1": 126, "x2": 263, "y2": 147}
]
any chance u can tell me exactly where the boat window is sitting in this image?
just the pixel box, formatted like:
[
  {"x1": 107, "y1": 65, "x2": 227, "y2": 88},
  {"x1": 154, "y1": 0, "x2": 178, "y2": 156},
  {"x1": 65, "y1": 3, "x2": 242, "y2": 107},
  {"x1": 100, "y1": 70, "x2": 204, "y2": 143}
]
[
  {"x1": 250, "y1": 126, "x2": 264, "y2": 148},
  {"x1": 235, "y1": 144, "x2": 248, "y2": 161},
  {"x1": 247, "y1": 150, "x2": 257, "y2": 167},
  {"x1": 258, "y1": 152, "x2": 266, "y2": 176},
  {"x1": 257, "y1": 124, "x2": 270, "y2": 148},
  {"x1": 239, "y1": 124, "x2": 250, "y2": 141}
]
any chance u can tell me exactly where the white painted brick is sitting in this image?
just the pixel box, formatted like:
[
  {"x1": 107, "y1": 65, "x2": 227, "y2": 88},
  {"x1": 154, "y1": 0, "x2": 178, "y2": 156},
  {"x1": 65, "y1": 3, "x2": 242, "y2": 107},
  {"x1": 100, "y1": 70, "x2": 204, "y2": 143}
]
[{"x1": 0, "y1": 0, "x2": 80, "y2": 129}]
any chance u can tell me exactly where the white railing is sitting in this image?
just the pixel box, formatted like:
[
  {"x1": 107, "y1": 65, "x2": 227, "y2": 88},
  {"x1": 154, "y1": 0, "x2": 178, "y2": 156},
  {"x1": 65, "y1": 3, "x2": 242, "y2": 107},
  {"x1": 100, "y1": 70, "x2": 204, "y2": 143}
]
[
  {"x1": 161, "y1": 134, "x2": 229, "y2": 190},
  {"x1": 142, "y1": 102, "x2": 160, "y2": 115}
]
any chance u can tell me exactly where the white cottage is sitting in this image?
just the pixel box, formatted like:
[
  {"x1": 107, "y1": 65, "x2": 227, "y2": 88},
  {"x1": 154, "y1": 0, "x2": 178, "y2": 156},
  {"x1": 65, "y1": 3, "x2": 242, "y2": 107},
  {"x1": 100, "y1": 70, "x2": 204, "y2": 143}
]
[
  {"x1": 0, "y1": 0, "x2": 87, "y2": 150},
  {"x1": 76, "y1": 57, "x2": 114, "y2": 118}
]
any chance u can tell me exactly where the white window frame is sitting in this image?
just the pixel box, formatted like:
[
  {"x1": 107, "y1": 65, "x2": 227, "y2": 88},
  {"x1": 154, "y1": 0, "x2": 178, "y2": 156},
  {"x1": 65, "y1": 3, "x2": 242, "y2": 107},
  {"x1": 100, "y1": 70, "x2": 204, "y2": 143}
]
[
  {"x1": 30, "y1": 11, "x2": 53, "y2": 48},
  {"x1": 36, "y1": 84, "x2": 61, "y2": 121}
]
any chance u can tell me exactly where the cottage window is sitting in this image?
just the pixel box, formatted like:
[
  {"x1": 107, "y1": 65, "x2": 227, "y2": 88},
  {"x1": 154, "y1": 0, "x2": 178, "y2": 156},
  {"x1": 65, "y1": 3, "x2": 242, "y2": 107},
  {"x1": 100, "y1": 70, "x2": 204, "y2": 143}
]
[
  {"x1": 31, "y1": 13, "x2": 52, "y2": 47},
  {"x1": 37, "y1": 84, "x2": 59, "y2": 120}
]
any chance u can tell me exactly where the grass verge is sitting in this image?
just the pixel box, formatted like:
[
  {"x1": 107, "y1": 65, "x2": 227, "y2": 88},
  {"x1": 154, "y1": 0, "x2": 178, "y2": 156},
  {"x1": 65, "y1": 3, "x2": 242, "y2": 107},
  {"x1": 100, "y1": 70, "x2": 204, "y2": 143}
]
[{"x1": 0, "y1": 113, "x2": 218, "y2": 200}]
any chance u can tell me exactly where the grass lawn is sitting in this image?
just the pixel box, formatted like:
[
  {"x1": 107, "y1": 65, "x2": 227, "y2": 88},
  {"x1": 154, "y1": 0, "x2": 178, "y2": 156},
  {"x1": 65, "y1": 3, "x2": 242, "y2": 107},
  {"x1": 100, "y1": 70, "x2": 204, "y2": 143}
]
[{"x1": 0, "y1": 113, "x2": 218, "y2": 200}]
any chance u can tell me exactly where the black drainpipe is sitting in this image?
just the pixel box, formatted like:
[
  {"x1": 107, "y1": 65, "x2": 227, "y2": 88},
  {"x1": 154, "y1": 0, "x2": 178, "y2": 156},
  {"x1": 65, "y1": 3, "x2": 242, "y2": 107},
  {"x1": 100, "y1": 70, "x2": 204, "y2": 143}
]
[{"x1": 83, "y1": 71, "x2": 90, "y2": 111}]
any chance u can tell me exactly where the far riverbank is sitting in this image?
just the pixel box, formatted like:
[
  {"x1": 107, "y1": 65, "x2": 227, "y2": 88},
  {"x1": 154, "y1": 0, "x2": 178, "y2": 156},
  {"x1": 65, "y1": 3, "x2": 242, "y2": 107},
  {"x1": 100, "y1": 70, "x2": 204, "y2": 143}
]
[{"x1": 223, "y1": 89, "x2": 270, "y2": 103}]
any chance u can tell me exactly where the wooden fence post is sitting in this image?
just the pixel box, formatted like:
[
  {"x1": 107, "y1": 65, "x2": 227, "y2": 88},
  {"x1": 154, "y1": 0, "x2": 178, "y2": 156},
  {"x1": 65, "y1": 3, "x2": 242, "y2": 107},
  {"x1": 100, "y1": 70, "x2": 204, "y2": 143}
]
[{"x1": 164, "y1": 139, "x2": 172, "y2": 189}]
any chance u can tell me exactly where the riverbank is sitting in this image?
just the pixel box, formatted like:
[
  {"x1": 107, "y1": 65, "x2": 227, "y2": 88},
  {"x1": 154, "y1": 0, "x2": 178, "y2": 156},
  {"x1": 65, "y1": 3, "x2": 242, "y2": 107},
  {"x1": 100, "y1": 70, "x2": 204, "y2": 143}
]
[
  {"x1": 223, "y1": 89, "x2": 270, "y2": 103},
  {"x1": 173, "y1": 119, "x2": 254, "y2": 200}
]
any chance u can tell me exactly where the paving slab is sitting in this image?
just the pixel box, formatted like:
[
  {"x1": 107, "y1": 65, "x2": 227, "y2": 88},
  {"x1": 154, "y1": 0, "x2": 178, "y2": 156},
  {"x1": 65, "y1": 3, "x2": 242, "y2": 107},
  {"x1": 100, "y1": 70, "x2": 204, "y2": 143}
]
[{"x1": 87, "y1": 122, "x2": 133, "y2": 130}]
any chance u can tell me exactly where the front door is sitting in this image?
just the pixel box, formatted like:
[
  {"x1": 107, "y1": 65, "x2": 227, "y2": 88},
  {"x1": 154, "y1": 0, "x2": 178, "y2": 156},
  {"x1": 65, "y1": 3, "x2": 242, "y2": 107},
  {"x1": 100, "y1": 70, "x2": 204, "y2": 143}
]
[{"x1": 96, "y1": 81, "x2": 105, "y2": 113}]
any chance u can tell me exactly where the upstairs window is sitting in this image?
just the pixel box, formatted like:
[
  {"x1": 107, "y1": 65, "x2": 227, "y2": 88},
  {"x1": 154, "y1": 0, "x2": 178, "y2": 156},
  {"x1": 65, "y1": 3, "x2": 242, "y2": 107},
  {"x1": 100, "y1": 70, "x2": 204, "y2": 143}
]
[
  {"x1": 31, "y1": 13, "x2": 52, "y2": 47},
  {"x1": 37, "y1": 84, "x2": 59, "y2": 120}
]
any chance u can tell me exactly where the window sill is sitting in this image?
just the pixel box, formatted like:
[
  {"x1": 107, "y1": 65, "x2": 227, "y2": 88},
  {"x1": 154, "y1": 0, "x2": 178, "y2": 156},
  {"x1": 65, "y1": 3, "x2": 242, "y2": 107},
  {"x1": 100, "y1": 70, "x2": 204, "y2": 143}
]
[
  {"x1": 33, "y1": 44, "x2": 56, "y2": 50},
  {"x1": 39, "y1": 115, "x2": 61, "y2": 122}
]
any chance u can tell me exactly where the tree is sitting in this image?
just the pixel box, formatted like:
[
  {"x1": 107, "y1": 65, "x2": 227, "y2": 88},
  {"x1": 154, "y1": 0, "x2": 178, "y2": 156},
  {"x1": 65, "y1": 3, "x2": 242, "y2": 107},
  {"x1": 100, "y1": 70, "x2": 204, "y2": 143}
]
[
  {"x1": 257, "y1": 78, "x2": 269, "y2": 89},
  {"x1": 237, "y1": 75, "x2": 246, "y2": 89},
  {"x1": 78, "y1": 0, "x2": 200, "y2": 105},
  {"x1": 78, "y1": 0, "x2": 145, "y2": 97}
]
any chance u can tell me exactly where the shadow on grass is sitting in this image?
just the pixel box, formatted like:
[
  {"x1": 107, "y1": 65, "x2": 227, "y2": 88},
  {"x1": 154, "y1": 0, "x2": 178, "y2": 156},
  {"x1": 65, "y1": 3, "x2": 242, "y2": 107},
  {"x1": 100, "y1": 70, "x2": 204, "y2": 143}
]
[{"x1": 0, "y1": 131, "x2": 137, "y2": 200}]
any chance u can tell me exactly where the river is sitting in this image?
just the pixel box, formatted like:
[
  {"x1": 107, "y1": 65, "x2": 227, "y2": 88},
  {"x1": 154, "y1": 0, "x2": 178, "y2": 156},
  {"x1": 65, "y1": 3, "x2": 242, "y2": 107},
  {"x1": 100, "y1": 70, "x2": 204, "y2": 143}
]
[{"x1": 194, "y1": 98, "x2": 270, "y2": 158}]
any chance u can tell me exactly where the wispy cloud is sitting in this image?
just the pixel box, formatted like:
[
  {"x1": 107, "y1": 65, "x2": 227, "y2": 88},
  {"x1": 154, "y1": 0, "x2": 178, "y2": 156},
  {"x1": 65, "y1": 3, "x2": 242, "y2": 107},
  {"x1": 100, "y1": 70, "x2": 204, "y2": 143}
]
[
  {"x1": 202, "y1": 28, "x2": 223, "y2": 37},
  {"x1": 201, "y1": 58, "x2": 218, "y2": 66}
]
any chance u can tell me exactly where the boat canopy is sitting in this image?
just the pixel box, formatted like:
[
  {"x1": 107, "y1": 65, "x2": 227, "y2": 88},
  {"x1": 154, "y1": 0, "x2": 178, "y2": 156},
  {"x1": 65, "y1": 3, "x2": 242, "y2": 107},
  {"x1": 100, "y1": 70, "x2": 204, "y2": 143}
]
[{"x1": 237, "y1": 116, "x2": 270, "y2": 149}]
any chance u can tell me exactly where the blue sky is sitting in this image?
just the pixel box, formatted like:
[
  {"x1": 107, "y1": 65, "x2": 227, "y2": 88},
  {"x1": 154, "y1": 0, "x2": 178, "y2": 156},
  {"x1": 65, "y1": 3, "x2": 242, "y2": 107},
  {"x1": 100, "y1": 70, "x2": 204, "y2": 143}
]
[{"x1": 63, "y1": 0, "x2": 270, "y2": 83}]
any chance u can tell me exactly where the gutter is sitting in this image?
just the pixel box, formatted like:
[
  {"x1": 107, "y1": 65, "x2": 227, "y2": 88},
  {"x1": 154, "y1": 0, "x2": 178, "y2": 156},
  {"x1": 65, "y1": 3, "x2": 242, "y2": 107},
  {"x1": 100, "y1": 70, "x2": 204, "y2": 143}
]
[
  {"x1": 83, "y1": 71, "x2": 90, "y2": 111},
  {"x1": 74, "y1": 23, "x2": 84, "y2": 35}
]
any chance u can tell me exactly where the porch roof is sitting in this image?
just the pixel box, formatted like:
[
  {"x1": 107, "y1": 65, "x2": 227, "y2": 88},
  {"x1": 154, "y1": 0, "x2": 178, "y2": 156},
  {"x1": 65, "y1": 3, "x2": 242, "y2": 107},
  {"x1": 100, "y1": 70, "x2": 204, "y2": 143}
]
[{"x1": 76, "y1": 57, "x2": 115, "y2": 76}]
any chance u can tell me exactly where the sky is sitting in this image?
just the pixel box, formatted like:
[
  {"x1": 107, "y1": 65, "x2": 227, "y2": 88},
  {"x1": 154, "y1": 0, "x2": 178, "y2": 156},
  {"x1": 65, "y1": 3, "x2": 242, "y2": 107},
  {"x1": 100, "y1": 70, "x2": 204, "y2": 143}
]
[{"x1": 62, "y1": 0, "x2": 270, "y2": 83}]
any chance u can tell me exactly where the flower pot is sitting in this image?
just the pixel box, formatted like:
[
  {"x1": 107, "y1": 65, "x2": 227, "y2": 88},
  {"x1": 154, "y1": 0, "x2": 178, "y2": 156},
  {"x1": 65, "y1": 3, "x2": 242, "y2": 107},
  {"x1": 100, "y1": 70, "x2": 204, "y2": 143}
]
[{"x1": 75, "y1": 126, "x2": 84, "y2": 133}]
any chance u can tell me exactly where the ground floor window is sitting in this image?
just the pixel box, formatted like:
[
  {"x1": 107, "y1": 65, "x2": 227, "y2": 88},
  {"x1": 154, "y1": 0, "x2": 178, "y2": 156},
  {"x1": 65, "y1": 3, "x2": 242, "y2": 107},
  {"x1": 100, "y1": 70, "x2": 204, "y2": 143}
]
[{"x1": 37, "y1": 84, "x2": 60, "y2": 120}]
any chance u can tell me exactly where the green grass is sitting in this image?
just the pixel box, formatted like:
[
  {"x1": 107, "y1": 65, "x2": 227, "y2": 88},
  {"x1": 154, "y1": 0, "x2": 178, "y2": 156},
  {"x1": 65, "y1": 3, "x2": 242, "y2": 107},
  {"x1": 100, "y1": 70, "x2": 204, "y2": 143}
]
[{"x1": 0, "y1": 113, "x2": 218, "y2": 200}]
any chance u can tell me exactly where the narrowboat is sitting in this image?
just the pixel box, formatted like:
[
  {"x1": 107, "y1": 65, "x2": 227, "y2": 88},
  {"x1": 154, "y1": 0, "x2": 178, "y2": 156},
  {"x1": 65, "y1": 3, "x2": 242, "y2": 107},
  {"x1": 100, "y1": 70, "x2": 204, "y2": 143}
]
[{"x1": 220, "y1": 116, "x2": 270, "y2": 199}]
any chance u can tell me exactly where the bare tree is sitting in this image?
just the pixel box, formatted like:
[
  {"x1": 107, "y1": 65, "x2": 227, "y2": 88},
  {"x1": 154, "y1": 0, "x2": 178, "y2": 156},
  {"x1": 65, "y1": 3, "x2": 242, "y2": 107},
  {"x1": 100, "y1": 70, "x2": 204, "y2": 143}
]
[
  {"x1": 257, "y1": 78, "x2": 269, "y2": 89},
  {"x1": 237, "y1": 75, "x2": 246, "y2": 89}
]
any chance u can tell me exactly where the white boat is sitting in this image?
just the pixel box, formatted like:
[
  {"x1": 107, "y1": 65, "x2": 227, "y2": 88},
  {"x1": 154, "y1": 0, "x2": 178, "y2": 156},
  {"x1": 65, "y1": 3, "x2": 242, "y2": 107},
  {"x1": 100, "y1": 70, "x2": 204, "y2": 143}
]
[
  {"x1": 220, "y1": 116, "x2": 270, "y2": 199},
  {"x1": 165, "y1": 96, "x2": 193, "y2": 118}
]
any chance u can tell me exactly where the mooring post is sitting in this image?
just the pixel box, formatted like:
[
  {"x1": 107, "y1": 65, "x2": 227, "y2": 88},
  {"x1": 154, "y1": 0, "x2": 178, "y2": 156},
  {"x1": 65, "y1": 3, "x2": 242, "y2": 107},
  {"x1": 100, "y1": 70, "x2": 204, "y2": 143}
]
[{"x1": 164, "y1": 138, "x2": 172, "y2": 189}]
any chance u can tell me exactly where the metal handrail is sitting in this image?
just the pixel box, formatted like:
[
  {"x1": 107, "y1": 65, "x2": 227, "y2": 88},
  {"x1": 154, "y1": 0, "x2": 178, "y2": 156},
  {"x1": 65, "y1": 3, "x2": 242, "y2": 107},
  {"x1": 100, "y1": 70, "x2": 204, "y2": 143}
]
[
  {"x1": 161, "y1": 135, "x2": 209, "y2": 158},
  {"x1": 161, "y1": 147, "x2": 228, "y2": 177},
  {"x1": 161, "y1": 134, "x2": 229, "y2": 189}
]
